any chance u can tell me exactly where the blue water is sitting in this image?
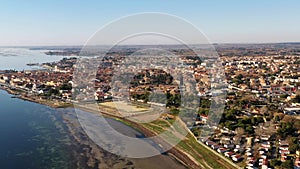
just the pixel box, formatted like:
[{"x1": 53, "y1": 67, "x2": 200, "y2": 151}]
[
  {"x1": 0, "y1": 89, "x2": 76, "y2": 169},
  {"x1": 0, "y1": 47, "x2": 76, "y2": 168},
  {"x1": 0, "y1": 47, "x2": 79, "y2": 168},
  {"x1": 0, "y1": 48, "x2": 71, "y2": 71}
]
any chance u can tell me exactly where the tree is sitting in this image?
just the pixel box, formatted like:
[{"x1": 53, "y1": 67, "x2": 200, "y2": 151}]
[
  {"x1": 198, "y1": 109, "x2": 209, "y2": 115},
  {"x1": 59, "y1": 83, "x2": 72, "y2": 90},
  {"x1": 277, "y1": 122, "x2": 296, "y2": 138},
  {"x1": 274, "y1": 115, "x2": 281, "y2": 122},
  {"x1": 200, "y1": 99, "x2": 211, "y2": 108},
  {"x1": 256, "y1": 116, "x2": 264, "y2": 123},
  {"x1": 170, "y1": 108, "x2": 179, "y2": 116},
  {"x1": 280, "y1": 160, "x2": 293, "y2": 169},
  {"x1": 237, "y1": 74, "x2": 244, "y2": 80},
  {"x1": 270, "y1": 159, "x2": 281, "y2": 167},
  {"x1": 246, "y1": 125, "x2": 254, "y2": 134},
  {"x1": 225, "y1": 112, "x2": 236, "y2": 121},
  {"x1": 289, "y1": 143, "x2": 299, "y2": 154},
  {"x1": 251, "y1": 117, "x2": 257, "y2": 125}
]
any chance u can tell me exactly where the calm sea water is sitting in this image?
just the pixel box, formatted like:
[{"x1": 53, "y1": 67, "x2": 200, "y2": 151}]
[
  {"x1": 0, "y1": 48, "x2": 76, "y2": 168},
  {"x1": 0, "y1": 48, "x2": 71, "y2": 71},
  {"x1": 0, "y1": 89, "x2": 76, "y2": 168}
]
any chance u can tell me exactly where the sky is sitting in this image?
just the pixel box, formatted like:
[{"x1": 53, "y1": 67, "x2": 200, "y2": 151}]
[{"x1": 0, "y1": 0, "x2": 300, "y2": 46}]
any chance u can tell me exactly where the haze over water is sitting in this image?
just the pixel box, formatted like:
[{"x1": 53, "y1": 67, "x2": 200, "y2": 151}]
[{"x1": 0, "y1": 48, "x2": 70, "y2": 71}]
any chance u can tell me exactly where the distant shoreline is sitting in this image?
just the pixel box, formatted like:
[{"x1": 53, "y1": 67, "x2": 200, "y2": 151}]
[{"x1": 1, "y1": 41, "x2": 300, "y2": 48}]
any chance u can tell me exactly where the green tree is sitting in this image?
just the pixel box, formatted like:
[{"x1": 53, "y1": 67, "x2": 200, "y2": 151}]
[
  {"x1": 274, "y1": 115, "x2": 281, "y2": 122},
  {"x1": 277, "y1": 122, "x2": 296, "y2": 138},
  {"x1": 289, "y1": 143, "x2": 299, "y2": 154},
  {"x1": 280, "y1": 160, "x2": 293, "y2": 169},
  {"x1": 170, "y1": 108, "x2": 179, "y2": 116},
  {"x1": 293, "y1": 94, "x2": 300, "y2": 103},
  {"x1": 59, "y1": 83, "x2": 72, "y2": 90},
  {"x1": 270, "y1": 159, "x2": 281, "y2": 167},
  {"x1": 245, "y1": 125, "x2": 254, "y2": 134}
]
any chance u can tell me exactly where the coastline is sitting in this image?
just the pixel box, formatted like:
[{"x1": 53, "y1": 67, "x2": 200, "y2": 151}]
[
  {"x1": 0, "y1": 85, "x2": 72, "y2": 108},
  {"x1": 0, "y1": 86, "x2": 200, "y2": 169},
  {"x1": 73, "y1": 104, "x2": 200, "y2": 169}
]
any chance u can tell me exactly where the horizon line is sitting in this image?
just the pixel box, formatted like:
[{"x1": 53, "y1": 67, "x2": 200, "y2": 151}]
[{"x1": 1, "y1": 41, "x2": 300, "y2": 48}]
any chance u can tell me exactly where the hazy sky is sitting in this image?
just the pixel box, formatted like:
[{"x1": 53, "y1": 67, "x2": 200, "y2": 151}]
[{"x1": 0, "y1": 0, "x2": 300, "y2": 46}]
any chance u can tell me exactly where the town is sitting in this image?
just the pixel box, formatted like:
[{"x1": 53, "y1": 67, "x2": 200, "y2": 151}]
[{"x1": 0, "y1": 44, "x2": 299, "y2": 169}]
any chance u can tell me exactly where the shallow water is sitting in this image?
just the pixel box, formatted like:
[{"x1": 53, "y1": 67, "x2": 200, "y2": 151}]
[
  {"x1": 0, "y1": 89, "x2": 76, "y2": 168},
  {"x1": 0, "y1": 47, "x2": 71, "y2": 70}
]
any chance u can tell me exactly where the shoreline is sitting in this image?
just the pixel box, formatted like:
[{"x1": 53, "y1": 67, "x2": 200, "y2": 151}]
[
  {"x1": 0, "y1": 85, "x2": 72, "y2": 108},
  {"x1": 0, "y1": 86, "x2": 200, "y2": 169},
  {"x1": 74, "y1": 103, "x2": 200, "y2": 168}
]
